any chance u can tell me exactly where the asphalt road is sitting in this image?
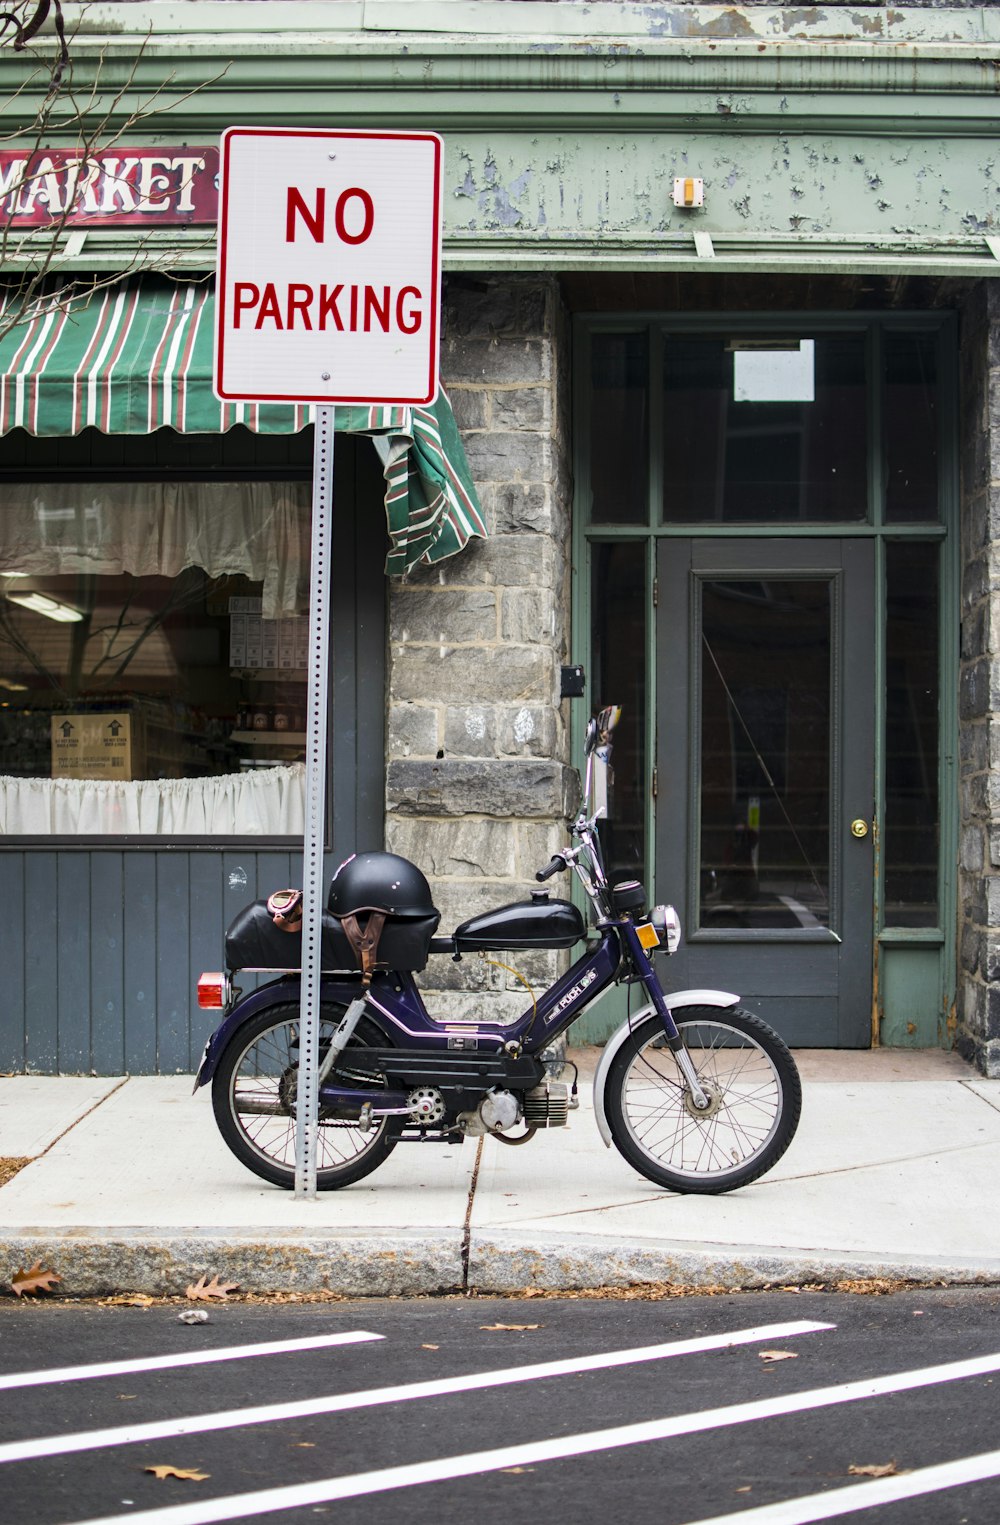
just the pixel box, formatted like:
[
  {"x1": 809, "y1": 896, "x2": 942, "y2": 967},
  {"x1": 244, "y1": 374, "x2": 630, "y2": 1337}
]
[{"x1": 1, "y1": 1290, "x2": 1000, "y2": 1525}]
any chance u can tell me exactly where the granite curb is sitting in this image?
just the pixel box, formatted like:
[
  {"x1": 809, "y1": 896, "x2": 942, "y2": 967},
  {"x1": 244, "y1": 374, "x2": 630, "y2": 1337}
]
[{"x1": 3, "y1": 1228, "x2": 999, "y2": 1300}]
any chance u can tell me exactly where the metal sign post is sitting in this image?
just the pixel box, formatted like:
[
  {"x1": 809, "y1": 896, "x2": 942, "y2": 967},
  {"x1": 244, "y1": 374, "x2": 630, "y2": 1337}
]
[
  {"x1": 294, "y1": 406, "x2": 334, "y2": 1196},
  {"x1": 213, "y1": 125, "x2": 442, "y2": 1200}
]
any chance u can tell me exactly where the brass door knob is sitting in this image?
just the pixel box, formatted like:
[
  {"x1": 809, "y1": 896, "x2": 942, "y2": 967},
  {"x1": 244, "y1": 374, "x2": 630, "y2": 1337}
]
[{"x1": 850, "y1": 819, "x2": 869, "y2": 838}]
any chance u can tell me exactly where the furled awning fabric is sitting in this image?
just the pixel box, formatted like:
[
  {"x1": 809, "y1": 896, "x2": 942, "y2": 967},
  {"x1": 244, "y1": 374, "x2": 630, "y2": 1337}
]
[{"x1": 0, "y1": 279, "x2": 487, "y2": 573}]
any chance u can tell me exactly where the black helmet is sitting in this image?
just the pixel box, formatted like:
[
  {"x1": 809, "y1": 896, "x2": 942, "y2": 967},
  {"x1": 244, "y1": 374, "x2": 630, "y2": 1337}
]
[{"x1": 328, "y1": 851, "x2": 436, "y2": 920}]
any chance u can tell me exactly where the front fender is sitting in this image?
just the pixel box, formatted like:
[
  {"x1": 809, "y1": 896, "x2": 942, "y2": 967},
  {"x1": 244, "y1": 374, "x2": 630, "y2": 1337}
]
[
  {"x1": 591, "y1": 989, "x2": 740, "y2": 1148},
  {"x1": 192, "y1": 974, "x2": 365, "y2": 1090}
]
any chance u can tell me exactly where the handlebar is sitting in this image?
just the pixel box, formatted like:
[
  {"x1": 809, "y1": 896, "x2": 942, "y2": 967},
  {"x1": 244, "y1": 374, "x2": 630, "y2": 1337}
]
[{"x1": 536, "y1": 855, "x2": 567, "y2": 882}]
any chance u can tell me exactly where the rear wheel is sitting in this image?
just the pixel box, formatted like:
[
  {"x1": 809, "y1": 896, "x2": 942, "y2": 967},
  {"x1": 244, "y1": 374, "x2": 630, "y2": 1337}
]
[
  {"x1": 211, "y1": 1002, "x2": 402, "y2": 1190},
  {"x1": 603, "y1": 1006, "x2": 801, "y2": 1194}
]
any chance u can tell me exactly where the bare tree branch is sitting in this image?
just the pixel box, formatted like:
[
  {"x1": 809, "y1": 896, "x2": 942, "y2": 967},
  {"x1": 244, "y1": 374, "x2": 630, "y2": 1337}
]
[{"x1": 0, "y1": 4, "x2": 223, "y2": 342}]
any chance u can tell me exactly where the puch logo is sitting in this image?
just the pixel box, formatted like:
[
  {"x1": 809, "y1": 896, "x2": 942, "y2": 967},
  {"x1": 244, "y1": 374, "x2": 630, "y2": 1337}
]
[{"x1": 545, "y1": 968, "x2": 598, "y2": 1025}]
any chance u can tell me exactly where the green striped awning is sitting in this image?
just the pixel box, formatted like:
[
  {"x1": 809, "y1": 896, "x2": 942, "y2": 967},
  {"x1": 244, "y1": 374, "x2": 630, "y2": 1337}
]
[{"x1": 0, "y1": 279, "x2": 487, "y2": 573}]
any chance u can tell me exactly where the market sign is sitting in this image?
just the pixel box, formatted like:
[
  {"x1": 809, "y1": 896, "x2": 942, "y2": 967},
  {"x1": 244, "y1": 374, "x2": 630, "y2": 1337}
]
[
  {"x1": 0, "y1": 148, "x2": 218, "y2": 226},
  {"x1": 213, "y1": 127, "x2": 443, "y2": 406}
]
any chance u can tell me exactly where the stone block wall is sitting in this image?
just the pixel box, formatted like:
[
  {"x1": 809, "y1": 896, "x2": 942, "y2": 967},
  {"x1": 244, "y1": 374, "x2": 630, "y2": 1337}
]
[
  {"x1": 956, "y1": 280, "x2": 1000, "y2": 1075},
  {"x1": 385, "y1": 275, "x2": 576, "y2": 1022}
]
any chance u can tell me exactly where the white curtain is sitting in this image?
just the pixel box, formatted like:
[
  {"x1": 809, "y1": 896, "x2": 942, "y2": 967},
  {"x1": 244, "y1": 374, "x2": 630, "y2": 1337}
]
[
  {"x1": 0, "y1": 481, "x2": 309, "y2": 618},
  {"x1": 0, "y1": 763, "x2": 305, "y2": 835}
]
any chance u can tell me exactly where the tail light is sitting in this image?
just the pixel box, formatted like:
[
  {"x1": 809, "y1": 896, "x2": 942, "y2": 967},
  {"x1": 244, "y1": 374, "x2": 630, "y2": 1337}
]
[{"x1": 197, "y1": 971, "x2": 231, "y2": 1010}]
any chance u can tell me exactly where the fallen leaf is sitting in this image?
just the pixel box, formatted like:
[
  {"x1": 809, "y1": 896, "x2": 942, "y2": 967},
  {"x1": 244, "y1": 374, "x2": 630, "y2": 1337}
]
[
  {"x1": 758, "y1": 1350, "x2": 798, "y2": 1362},
  {"x1": 480, "y1": 1323, "x2": 540, "y2": 1332},
  {"x1": 849, "y1": 1462, "x2": 904, "y2": 1479},
  {"x1": 0, "y1": 1157, "x2": 32, "y2": 1188},
  {"x1": 11, "y1": 1261, "x2": 61, "y2": 1297},
  {"x1": 186, "y1": 1274, "x2": 239, "y2": 1302},
  {"x1": 113, "y1": 1294, "x2": 155, "y2": 1307},
  {"x1": 144, "y1": 1466, "x2": 210, "y2": 1482},
  {"x1": 421, "y1": 1343, "x2": 439, "y2": 1350},
  {"x1": 501, "y1": 1467, "x2": 535, "y2": 1474},
  {"x1": 294, "y1": 1443, "x2": 315, "y2": 1449}
]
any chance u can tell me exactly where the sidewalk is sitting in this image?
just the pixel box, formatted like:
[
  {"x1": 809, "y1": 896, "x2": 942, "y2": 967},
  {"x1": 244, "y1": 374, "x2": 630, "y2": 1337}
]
[{"x1": 1, "y1": 1048, "x2": 999, "y2": 1298}]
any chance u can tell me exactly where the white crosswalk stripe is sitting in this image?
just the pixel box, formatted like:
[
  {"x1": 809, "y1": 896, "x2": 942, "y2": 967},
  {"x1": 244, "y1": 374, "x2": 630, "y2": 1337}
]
[
  {"x1": 2, "y1": 1312, "x2": 997, "y2": 1525},
  {"x1": 0, "y1": 1330, "x2": 382, "y2": 1392},
  {"x1": 0, "y1": 1320, "x2": 831, "y2": 1465}
]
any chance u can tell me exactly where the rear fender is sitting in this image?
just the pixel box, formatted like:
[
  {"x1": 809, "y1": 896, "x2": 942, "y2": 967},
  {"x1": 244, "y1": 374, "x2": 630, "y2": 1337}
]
[
  {"x1": 591, "y1": 989, "x2": 740, "y2": 1147},
  {"x1": 192, "y1": 974, "x2": 365, "y2": 1090}
]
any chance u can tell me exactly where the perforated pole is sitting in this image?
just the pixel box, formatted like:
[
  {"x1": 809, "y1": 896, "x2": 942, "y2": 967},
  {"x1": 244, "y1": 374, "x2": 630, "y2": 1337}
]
[{"x1": 295, "y1": 405, "x2": 335, "y2": 1198}]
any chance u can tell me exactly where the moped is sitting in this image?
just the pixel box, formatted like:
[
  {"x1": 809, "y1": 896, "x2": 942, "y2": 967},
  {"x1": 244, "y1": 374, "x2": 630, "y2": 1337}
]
[{"x1": 194, "y1": 707, "x2": 801, "y2": 1193}]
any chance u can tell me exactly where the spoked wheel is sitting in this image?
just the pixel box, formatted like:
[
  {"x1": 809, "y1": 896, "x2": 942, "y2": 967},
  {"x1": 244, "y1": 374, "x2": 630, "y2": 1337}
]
[
  {"x1": 603, "y1": 1006, "x2": 801, "y2": 1194},
  {"x1": 211, "y1": 1002, "x2": 402, "y2": 1190}
]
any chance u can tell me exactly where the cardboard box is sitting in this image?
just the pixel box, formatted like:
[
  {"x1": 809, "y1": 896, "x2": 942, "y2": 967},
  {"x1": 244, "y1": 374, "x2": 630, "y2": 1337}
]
[{"x1": 51, "y1": 712, "x2": 136, "y2": 781}]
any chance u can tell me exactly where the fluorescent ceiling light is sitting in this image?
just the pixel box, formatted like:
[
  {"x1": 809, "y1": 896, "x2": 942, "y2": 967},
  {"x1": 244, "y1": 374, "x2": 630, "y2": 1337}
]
[{"x1": 7, "y1": 590, "x2": 84, "y2": 623}]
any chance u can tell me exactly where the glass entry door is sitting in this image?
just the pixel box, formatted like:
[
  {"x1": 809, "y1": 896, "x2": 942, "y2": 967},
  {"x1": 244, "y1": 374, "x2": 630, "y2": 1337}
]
[{"x1": 656, "y1": 538, "x2": 876, "y2": 1047}]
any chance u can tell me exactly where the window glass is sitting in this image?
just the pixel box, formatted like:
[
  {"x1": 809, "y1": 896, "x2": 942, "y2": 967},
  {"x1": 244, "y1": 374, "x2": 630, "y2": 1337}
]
[
  {"x1": 699, "y1": 578, "x2": 831, "y2": 929},
  {"x1": 884, "y1": 542, "x2": 940, "y2": 926},
  {"x1": 0, "y1": 477, "x2": 311, "y2": 835},
  {"x1": 586, "y1": 332, "x2": 649, "y2": 524},
  {"x1": 884, "y1": 331, "x2": 940, "y2": 524},
  {"x1": 590, "y1": 541, "x2": 647, "y2": 886},
  {"x1": 662, "y1": 334, "x2": 867, "y2": 523}
]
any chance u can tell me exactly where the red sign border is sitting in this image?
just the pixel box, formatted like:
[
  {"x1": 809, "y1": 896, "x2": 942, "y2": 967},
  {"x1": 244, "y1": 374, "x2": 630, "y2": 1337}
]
[{"x1": 214, "y1": 126, "x2": 443, "y2": 408}]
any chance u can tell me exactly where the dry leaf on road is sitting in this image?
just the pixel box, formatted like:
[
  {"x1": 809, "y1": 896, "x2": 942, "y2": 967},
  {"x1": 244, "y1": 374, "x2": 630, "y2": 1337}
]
[
  {"x1": 480, "y1": 1323, "x2": 541, "y2": 1332},
  {"x1": 849, "y1": 1461, "x2": 905, "y2": 1478},
  {"x1": 11, "y1": 1261, "x2": 61, "y2": 1297},
  {"x1": 186, "y1": 1273, "x2": 239, "y2": 1302},
  {"x1": 758, "y1": 1350, "x2": 798, "y2": 1362},
  {"x1": 144, "y1": 1466, "x2": 210, "y2": 1482}
]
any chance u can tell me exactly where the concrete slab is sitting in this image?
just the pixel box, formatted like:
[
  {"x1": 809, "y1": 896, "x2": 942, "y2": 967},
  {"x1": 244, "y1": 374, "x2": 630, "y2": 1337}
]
[
  {"x1": 1, "y1": 1059, "x2": 998, "y2": 1298},
  {"x1": 0, "y1": 1076, "x2": 126, "y2": 1157},
  {"x1": 468, "y1": 1081, "x2": 1000, "y2": 1265},
  {"x1": 0, "y1": 1078, "x2": 475, "y2": 1234}
]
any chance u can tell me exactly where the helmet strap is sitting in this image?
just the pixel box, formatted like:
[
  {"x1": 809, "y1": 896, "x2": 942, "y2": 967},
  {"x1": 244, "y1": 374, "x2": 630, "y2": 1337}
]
[{"x1": 341, "y1": 910, "x2": 387, "y2": 986}]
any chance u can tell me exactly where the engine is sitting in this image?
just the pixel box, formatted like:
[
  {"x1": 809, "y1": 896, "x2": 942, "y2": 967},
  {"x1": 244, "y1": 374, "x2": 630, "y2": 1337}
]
[{"x1": 456, "y1": 1082, "x2": 571, "y2": 1137}]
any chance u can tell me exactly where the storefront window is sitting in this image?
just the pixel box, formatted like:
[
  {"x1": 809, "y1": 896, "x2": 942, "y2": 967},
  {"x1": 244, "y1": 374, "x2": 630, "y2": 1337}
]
[
  {"x1": 0, "y1": 472, "x2": 311, "y2": 835},
  {"x1": 586, "y1": 331, "x2": 649, "y2": 525},
  {"x1": 662, "y1": 333, "x2": 867, "y2": 524},
  {"x1": 884, "y1": 330, "x2": 940, "y2": 524},
  {"x1": 590, "y1": 541, "x2": 647, "y2": 886},
  {"x1": 883, "y1": 541, "x2": 940, "y2": 925}
]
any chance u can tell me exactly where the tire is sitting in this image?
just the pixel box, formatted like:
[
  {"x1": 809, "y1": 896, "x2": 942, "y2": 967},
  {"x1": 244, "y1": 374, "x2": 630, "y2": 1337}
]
[
  {"x1": 603, "y1": 1006, "x2": 801, "y2": 1194},
  {"x1": 211, "y1": 1002, "x2": 402, "y2": 1190}
]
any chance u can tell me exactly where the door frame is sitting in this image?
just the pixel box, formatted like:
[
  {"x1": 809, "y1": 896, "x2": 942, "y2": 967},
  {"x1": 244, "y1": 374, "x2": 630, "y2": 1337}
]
[
  {"x1": 656, "y1": 536, "x2": 875, "y2": 1048},
  {"x1": 570, "y1": 307, "x2": 959, "y2": 1047}
]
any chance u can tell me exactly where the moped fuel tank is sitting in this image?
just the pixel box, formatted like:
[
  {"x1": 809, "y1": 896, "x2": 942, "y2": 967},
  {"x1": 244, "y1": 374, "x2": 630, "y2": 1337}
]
[{"x1": 452, "y1": 896, "x2": 585, "y2": 952}]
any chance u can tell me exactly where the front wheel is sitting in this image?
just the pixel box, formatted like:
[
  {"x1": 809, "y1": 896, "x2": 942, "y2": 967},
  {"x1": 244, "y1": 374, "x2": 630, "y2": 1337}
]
[
  {"x1": 603, "y1": 1006, "x2": 801, "y2": 1194},
  {"x1": 211, "y1": 1002, "x2": 402, "y2": 1190}
]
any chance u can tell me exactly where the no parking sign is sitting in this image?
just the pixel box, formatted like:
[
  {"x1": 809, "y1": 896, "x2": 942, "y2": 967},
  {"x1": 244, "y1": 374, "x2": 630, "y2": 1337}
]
[{"x1": 214, "y1": 127, "x2": 443, "y2": 406}]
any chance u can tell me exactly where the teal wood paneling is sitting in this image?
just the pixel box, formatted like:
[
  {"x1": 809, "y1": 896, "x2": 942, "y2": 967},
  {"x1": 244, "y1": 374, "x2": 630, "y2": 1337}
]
[
  {"x1": 188, "y1": 852, "x2": 226, "y2": 1070},
  {"x1": 56, "y1": 853, "x2": 92, "y2": 1073},
  {"x1": 156, "y1": 855, "x2": 191, "y2": 1073},
  {"x1": 24, "y1": 853, "x2": 58, "y2": 1072},
  {"x1": 90, "y1": 854, "x2": 126, "y2": 1075},
  {"x1": 123, "y1": 853, "x2": 158, "y2": 1074},
  {"x1": 0, "y1": 853, "x2": 25, "y2": 1070},
  {"x1": 1, "y1": 846, "x2": 380, "y2": 1073}
]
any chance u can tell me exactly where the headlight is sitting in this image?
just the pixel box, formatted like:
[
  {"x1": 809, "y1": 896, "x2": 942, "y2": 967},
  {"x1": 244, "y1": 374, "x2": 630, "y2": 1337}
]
[{"x1": 649, "y1": 904, "x2": 682, "y2": 954}]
